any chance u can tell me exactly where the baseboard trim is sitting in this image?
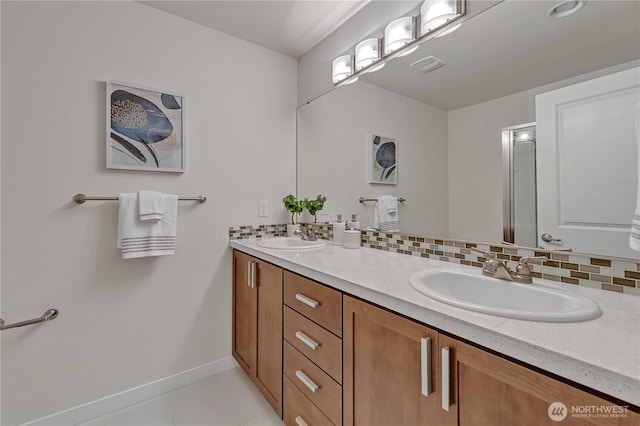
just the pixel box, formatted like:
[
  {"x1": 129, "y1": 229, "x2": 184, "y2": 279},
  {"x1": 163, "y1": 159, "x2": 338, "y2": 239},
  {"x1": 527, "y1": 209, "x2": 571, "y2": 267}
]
[{"x1": 23, "y1": 356, "x2": 239, "y2": 426}]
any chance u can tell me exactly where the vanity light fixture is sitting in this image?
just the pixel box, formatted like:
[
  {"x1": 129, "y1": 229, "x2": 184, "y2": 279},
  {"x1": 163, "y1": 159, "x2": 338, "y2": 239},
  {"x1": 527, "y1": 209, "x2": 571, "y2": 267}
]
[
  {"x1": 547, "y1": 0, "x2": 586, "y2": 18},
  {"x1": 332, "y1": 0, "x2": 466, "y2": 86},
  {"x1": 355, "y1": 38, "x2": 385, "y2": 72},
  {"x1": 384, "y1": 16, "x2": 418, "y2": 56},
  {"x1": 434, "y1": 23, "x2": 461, "y2": 38},
  {"x1": 421, "y1": 0, "x2": 462, "y2": 34},
  {"x1": 332, "y1": 55, "x2": 358, "y2": 85}
]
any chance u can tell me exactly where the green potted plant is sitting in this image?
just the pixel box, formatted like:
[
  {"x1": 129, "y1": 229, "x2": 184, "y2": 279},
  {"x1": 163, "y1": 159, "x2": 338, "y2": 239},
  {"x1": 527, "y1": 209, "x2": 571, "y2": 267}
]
[
  {"x1": 282, "y1": 194, "x2": 303, "y2": 236},
  {"x1": 303, "y1": 195, "x2": 327, "y2": 223}
]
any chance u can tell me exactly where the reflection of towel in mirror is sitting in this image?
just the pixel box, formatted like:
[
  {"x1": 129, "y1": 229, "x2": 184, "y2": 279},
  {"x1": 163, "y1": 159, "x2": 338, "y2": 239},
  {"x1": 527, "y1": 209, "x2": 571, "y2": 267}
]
[
  {"x1": 374, "y1": 195, "x2": 400, "y2": 233},
  {"x1": 117, "y1": 193, "x2": 178, "y2": 259},
  {"x1": 631, "y1": 103, "x2": 640, "y2": 252}
]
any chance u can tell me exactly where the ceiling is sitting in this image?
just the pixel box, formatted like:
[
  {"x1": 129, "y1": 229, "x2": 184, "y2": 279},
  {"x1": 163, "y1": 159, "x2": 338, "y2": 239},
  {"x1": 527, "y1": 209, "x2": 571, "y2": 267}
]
[{"x1": 139, "y1": 0, "x2": 369, "y2": 58}]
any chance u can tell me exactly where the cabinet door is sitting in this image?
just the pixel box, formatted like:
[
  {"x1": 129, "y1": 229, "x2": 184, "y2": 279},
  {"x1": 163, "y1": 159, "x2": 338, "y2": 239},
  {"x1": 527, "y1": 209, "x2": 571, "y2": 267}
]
[
  {"x1": 255, "y1": 258, "x2": 283, "y2": 417},
  {"x1": 344, "y1": 296, "x2": 440, "y2": 426},
  {"x1": 439, "y1": 334, "x2": 639, "y2": 426},
  {"x1": 232, "y1": 250, "x2": 283, "y2": 418},
  {"x1": 232, "y1": 251, "x2": 256, "y2": 375}
]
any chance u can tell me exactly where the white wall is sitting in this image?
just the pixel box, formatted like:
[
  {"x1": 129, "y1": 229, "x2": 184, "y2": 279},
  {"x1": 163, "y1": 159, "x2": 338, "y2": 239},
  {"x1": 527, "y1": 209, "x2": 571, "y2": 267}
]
[
  {"x1": 297, "y1": 81, "x2": 449, "y2": 236},
  {"x1": 1, "y1": 2, "x2": 296, "y2": 424},
  {"x1": 447, "y1": 91, "x2": 531, "y2": 242}
]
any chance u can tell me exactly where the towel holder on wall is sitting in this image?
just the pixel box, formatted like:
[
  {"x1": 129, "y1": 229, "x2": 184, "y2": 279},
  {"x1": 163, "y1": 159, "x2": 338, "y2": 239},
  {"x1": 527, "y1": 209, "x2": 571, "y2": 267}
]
[
  {"x1": 359, "y1": 197, "x2": 406, "y2": 203},
  {"x1": 0, "y1": 308, "x2": 59, "y2": 331},
  {"x1": 73, "y1": 193, "x2": 207, "y2": 204}
]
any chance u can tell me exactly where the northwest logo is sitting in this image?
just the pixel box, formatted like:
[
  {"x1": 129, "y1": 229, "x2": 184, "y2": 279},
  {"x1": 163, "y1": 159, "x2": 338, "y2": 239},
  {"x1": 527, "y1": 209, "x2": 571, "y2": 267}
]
[{"x1": 548, "y1": 402, "x2": 568, "y2": 422}]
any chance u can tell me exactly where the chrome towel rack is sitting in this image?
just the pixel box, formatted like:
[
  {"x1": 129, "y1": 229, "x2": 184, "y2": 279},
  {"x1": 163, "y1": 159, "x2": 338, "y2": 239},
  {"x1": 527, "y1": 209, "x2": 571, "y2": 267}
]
[
  {"x1": 0, "y1": 308, "x2": 59, "y2": 331},
  {"x1": 359, "y1": 197, "x2": 406, "y2": 203},
  {"x1": 73, "y1": 193, "x2": 207, "y2": 204}
]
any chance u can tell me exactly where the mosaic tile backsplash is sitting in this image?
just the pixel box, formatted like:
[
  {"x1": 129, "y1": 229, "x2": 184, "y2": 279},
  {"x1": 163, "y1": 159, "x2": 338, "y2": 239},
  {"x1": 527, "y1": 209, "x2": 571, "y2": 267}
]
[{"x1": 229, "y1": 223, "x2": 640, "y2": 296}]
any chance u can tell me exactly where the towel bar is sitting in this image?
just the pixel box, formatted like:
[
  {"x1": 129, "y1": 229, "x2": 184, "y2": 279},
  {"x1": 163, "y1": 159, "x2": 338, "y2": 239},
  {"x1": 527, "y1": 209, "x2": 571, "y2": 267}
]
[
  {"x1": 73, "y1": 194, "x2": 207, "y2": 204},
  {"x1": 359, "y1": 197, "x2": 406, "y2": 203},
  {"x1": 0, "y1": 308, "x2": 59, "y2": 331}
]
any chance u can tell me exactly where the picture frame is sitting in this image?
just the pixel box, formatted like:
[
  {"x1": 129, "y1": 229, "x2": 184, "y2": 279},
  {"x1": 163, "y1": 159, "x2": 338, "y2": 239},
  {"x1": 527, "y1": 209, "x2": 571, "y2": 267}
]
[
  {"x1": 106, "y1": 81, "x2": 184, "y2": 173},
  {"x1": 368, "y1": 134, "x2": 397, "y2": 184}
]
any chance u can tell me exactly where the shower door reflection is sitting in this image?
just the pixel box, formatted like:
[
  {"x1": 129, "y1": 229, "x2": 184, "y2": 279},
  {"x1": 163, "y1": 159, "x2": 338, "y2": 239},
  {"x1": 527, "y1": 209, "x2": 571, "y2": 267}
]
[{"x1": 502, "y1": 123, "x2": 537, "y2": 247}]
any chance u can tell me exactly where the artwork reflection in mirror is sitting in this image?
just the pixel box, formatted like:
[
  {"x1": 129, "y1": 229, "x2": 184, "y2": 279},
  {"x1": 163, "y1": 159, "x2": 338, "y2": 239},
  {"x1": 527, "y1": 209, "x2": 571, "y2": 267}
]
[{"x1": 369, "y1": 134, "x2": 397, "y2": 184}]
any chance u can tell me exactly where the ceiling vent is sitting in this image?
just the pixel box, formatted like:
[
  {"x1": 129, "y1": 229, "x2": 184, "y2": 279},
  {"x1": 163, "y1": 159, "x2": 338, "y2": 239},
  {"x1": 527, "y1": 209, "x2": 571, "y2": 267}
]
[{"x1": 410, "y1": 56, "x2": 446, "y2": 73}]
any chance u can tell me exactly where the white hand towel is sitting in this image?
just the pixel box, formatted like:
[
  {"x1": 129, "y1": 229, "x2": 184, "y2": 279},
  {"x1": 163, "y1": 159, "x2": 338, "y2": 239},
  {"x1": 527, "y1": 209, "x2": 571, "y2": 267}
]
[
  {"x1": 138, "y1": 190, "x2": 163, "y2": 222},
  {"x1": 631, "y1": 103, "x2": 640, "y2": 252},
  {"x1": 117, "y1": 193, "x2": 178, "y2": 259},
  {"x1": 374, "y1": 195, "x2": 400, "y2": 233}
]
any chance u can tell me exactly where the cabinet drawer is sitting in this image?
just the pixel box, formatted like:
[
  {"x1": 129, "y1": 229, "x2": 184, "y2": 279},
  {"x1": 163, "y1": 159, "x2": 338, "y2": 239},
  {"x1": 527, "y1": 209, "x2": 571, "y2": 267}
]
[
  {"x1": 284, "y1": 376, "x2": 334, "y2": 426},
  {"x1": 284, "y1": 342, "x2": 342, "y2": 426},
  {"x1": 284, "y1": 306, "x2": 342, "y2": 384},
  {"x1": 284, "y1": 271, "x2": 342, "y2": 337}
]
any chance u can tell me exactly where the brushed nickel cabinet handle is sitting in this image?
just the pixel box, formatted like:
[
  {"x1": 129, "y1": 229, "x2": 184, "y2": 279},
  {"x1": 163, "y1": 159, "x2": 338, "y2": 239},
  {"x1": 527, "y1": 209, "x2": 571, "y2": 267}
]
[
  {"x1": 421, "y1": 337, "x2": 432, "y2": 397},
  {"x1": 295, "y1": 331, "x2": 320, "y2": 350},
  {"x1": 295, "y1": 293, "x2": 319, "y2": 308},
  {"x1": 295, "y1": 369, "x2": 319, "y2": 393},
  {"x1": 442, "y1": 346, "x2": 451, "y2": 411}
]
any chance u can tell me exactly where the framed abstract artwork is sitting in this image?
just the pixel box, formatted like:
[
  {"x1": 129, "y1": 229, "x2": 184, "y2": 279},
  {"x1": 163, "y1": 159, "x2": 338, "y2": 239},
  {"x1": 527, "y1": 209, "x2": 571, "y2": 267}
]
[
  {"x1": 107, "y1": 81, "x2": 184, "y2": 172},
  {"x1": 368, "y1": 134, "x2": 397, "y2": 184}
]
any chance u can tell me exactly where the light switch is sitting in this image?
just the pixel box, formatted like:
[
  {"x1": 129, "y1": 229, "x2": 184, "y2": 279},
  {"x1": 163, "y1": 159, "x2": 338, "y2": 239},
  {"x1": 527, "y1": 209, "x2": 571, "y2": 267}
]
[{"x1": 259, "y1": 200, "x2": 269, "y2": 217}]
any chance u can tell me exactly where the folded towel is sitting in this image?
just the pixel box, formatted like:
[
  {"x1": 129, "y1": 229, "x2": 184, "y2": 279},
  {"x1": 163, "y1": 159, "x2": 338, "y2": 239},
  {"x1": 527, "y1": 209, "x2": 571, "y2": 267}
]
[
  {"x1": 117, "y1": 193, "x2": 178, "y2": 259},
  {"x1": 138, "y1": 190, "x2": 163, "y2": 222},
  {"x1": 631, "y1": 103, "x2": 640, "y2": 252},
  {"x1": 374, "y1": 195, "x2": 400, "y2": 233}
]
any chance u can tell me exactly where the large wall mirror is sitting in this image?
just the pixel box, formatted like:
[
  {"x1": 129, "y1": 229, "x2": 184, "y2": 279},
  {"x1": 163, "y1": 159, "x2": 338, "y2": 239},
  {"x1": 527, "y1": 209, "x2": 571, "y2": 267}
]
[{"x1": 297, "y1": 0, "x2": 640, "y2": 260}]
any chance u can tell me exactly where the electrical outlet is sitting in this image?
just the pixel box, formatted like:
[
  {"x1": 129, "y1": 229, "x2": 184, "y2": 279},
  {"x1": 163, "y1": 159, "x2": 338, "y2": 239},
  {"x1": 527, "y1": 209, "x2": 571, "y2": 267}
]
[{"x1": 258, "y1": 200, "x2": 269, "y2": 217}]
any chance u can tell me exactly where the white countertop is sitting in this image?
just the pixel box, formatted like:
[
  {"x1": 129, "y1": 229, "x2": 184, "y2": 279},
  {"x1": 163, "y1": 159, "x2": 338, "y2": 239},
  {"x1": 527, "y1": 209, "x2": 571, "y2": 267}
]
[{"x1": 229, "y1": 239, "x2": 640, "y2": 406}]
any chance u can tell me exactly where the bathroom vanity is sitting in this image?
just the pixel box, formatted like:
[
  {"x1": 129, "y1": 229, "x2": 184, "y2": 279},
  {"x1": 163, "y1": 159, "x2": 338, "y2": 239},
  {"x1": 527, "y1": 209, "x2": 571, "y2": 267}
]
[{"x1": 230, "y1": 240, "x2": 640, "y2": 425}]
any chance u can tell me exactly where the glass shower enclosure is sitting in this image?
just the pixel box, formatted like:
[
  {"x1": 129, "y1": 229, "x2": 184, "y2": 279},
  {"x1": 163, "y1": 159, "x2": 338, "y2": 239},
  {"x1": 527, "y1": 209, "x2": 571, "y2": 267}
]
[{"x1": 502, "y1": 122, "x2": 537, "y2": 247}]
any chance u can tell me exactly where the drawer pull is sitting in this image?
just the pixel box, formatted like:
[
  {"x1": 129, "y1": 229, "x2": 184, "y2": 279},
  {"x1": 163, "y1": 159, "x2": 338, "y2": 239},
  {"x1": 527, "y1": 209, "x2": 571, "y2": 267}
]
[
  {"x1": 295, "y1": 369, "x2": 320, "y2": 393},
  {"x1": 247, "y1": 261, "x2": 257, "y2": 288},
  {"x1": 442, "y1": 346, "x2": 450, "y2": 411},
  {"x1": 295, "y1": 416, "x2": 309, "y2": 426},
  {"x1": 295, "y1": 293, "x2": 319, "y2": 308},
  {"x1": 421, "y1": 337, "x2": 431, "y2": 397},
  {"x1": 295, "y1": 331, "x2": 319, "y2": 350}
]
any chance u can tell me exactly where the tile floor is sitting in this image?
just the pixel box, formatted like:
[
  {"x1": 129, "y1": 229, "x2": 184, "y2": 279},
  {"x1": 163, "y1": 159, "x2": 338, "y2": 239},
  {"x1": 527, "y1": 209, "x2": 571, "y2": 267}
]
[{"x1": 76, "y1": 367, "x2": 283, "y2": 426}]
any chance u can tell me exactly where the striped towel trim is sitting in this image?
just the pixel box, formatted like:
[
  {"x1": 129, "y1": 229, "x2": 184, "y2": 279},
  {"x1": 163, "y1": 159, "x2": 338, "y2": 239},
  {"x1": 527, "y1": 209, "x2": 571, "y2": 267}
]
[
  {"x1": 379, "y1": 221, "x2": 400, "y2": 233},
  {"x1": 631, "y1": 215, "x2": 640, "y2": 252},
  {"x1": 121, "y1": 236, "x2": 176, "y2": 259}
]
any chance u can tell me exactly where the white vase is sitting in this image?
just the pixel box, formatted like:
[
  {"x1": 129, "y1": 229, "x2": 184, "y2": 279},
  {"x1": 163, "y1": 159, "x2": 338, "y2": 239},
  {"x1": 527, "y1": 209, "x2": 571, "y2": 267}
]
[{"x1": 287, "y1": 223, "x2": 299, "y2": 237}]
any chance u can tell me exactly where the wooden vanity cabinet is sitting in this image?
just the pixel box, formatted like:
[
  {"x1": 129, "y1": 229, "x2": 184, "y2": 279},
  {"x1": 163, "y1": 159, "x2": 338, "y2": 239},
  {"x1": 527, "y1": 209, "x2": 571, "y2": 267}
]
[
  {"x1": 283, "y1": 271, "x2": 344, "y2": 426},
  {"x1": 231, "y1": 251, "x2": 638, "y2": 425},
  {"x1": 232, "y1": 250, "x2": 283, "y2": 417},
  {"x1": 343, "y1": 296, "x2": 440, "y2": 426},
  {"x1": 439, "y1": 334, "x2": 639, "y2": 426},
  {"x1": 344, "y1": 295, "x2": 639, "y2": 426}
]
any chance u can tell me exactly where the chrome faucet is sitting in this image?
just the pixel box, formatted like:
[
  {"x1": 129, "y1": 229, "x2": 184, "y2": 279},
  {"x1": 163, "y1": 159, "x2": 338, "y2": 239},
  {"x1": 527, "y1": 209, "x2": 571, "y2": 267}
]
[
  {"x1": 294, "y1": 224, "x2": 317, "y2": 241},
  {"x1": 471, "y1": 248, "x2": 547, "y2": 284}
]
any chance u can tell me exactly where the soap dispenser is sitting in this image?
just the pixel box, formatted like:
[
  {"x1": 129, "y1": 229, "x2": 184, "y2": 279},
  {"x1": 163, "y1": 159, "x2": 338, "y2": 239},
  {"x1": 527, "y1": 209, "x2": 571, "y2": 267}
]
[
  {"x1": 332, "y1": 214, "x2": 345, "y2": 246},
  {"x1": 347, "y1": 213, "x2": 360, "y2": 230}
]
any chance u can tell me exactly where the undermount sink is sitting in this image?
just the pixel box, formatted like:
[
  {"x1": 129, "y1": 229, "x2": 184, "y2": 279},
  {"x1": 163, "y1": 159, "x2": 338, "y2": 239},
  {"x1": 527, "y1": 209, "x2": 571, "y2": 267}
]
[
  {"x1": 408, "y1": 269, "x2": 601, "y2": 322},
  {"x1": 258, "y1": 237, "x2": 326, "y2": 250}
]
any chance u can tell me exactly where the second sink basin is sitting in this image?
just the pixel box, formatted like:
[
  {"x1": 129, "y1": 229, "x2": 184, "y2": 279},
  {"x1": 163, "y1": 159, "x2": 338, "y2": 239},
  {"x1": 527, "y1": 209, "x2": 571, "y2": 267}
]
[
  {"x1": 258, "y1": 237, "x2": 326, "y2": 250},
  {"x1": 408, "y1": 269, "x2": 601, "y2": 322}
]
